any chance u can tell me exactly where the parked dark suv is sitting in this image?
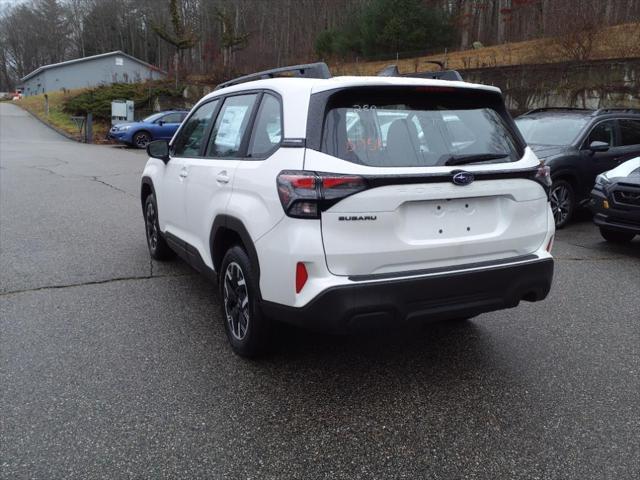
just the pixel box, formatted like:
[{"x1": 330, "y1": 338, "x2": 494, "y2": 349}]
[{"x1": 515, "y1": 108, "x2": 640, "y2": 227}]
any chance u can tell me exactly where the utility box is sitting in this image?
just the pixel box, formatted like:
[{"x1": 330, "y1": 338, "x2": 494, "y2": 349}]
[{"x1": 111, "y1": 100, "x2": 134, "y2": 124}]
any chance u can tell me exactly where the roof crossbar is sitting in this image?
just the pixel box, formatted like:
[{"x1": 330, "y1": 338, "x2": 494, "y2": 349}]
[
  {"x1": 522, "y1": 107, "x2": 593, "y2": 115},
  {"x1": 594, "y1": 107, "x2": 640, "y2": 116},
  {"x1": 523, "y1": 107, "x2": 640, "y2": 116},
  {"x1": 377, "y1": 64, "x2": 463, "y2": 82},
  {"x1": 216, "y1": 62, "x2": 331, "y2": 90}
]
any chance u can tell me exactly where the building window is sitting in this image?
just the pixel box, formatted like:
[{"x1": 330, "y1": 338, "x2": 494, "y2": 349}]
[{"x1": 115, "y1": 57, "x2": 123, "y2": 66}]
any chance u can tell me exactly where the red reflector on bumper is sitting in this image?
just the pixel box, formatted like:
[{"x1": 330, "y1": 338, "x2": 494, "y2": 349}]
[{"x1": 295, "y1": 262, "x2": 308, "y2": 293}]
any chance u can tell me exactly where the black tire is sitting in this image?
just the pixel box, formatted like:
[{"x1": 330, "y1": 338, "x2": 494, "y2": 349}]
[
  {"x1": 599, "y1": 227, "x2": 635, "y2": 243},
  {"x1": 144, "y1": 194, "x2": 174, "y2": 260},
  {"x1": 133, "y1": 131, "x2": 151, "y2": 149},
  {"x1": 550, "y1": 179, "x2": 575, "y2": 229},
  {"x1": 219, "y1": 246, "x2": 270, "y2": 357}
]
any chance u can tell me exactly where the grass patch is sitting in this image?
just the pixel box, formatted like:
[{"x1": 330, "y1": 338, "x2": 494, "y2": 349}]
[
  {"x1": 15, "y1": 90, "x2": 86, "y2": 140},
  {"x1": 16, "y1": 80, "x2": 184, "y2": 143}
]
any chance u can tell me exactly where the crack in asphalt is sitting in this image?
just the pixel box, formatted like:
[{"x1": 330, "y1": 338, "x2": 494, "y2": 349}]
[
  {"x1": 556, "y1": 240, "x2": 638, "y2": 260},
  {"x1": 25, "y1": 161, "x2": 137, "y2": 199},
  {"x1": 97, "y1": 171, "x2": 143, "y2": 178},
  {"x1": 0, "y1": 272, "x2": 195, "y2": 297},
  {"x1": 90, "y1": 176, "x2": 137, "y2": 198},
  {"x1": 33, "y1": 166, "x2": 63, "y2": 176}
]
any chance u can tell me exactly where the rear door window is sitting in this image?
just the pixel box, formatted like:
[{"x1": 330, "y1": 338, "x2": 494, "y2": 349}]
[
  {"x1": 619, "y1": 119, "x2": 640, "y2": 146},
  {"x1": 320, "y1": 87, "x2": 520, "y2": 167},
  {"x1": 206, "y1": 94, "x2": 258, "y2": 158},
  {"x1": 161, "y1": 113, "x2": 183, "y2": 123}
]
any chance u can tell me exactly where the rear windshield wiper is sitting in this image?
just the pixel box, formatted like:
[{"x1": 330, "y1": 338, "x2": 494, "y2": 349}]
[{"x1": 444, "y1": 153, "x2": 510, "y2": 166}]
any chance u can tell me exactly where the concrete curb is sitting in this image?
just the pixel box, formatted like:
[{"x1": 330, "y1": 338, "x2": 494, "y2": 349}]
[{"x1": 15, "y1": 104, "x2": 80, "y2": 142}]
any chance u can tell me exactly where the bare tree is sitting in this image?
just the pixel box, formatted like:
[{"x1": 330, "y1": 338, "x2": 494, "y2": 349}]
[{"x1": 152, "y1": 0, "x2": 198, "y2": 86}]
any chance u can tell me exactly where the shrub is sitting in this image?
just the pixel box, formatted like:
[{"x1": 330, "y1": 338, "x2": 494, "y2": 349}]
[{"x1": 63, "y1": 81, "x2": 182, "y2": 121}]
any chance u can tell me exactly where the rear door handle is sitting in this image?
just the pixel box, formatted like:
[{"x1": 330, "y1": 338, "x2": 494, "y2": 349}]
[
  {"x1": 216, "y1": 171, "x2": 230, "y2": 184},
  {"x1": 179, "y1": 168, "x2": 188, "y2": 179}
]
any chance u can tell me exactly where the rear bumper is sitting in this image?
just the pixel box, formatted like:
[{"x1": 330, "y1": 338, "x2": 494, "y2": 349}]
[
  {"x1": 589, "y1": 190, "x2": 640, "y2": 234},
  {"x1": 262, "y1": 258, "x2": 554, "y2": 333}
]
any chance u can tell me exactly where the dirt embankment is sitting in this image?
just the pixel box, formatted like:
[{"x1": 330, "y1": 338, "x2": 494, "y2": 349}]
[{"x1": 333, "y1": 22, "x2": 640, "y2": 76}]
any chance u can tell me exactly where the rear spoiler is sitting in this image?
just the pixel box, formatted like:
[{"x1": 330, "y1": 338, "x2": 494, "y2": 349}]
[{"x1": 378, "y1": 64, "x2": 463, "y2": 82}]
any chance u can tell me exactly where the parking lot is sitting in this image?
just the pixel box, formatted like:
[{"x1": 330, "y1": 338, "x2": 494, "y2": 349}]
[{"x1": 1, "y1": 101, "x2": 639, "y2": 479}]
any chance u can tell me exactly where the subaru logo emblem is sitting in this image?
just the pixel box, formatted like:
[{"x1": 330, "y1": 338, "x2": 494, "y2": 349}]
[{"x1": 452, "y1": 171, "x2": 474, "y2": 186}]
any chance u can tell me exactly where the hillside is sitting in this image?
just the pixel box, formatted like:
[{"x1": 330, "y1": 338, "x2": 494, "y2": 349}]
[{"x1": 333, "y1": 22, "x2": 640, "y2": 76}]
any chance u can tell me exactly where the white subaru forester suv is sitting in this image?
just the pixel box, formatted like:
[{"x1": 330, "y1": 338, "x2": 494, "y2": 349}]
[{"x1": 141, "y1": 63, "x2": 555, "y2": 356}]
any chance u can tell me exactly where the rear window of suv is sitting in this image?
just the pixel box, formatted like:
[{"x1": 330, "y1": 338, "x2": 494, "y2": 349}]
[{"x1": 320, "y1": 87, "x2": 521, "y2": 167}]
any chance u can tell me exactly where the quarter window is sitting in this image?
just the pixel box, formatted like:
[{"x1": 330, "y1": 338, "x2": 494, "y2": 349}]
[
  {"x1": 248, "y1": 94, "x2": 282, "y2": 157},
  {"x1": 207, "y1": 94, "x2": 258, "y2": 158},
  {"x1": 619, "y1": 120, "x2": 640, "y2": 146},
  {"x1": 173, "y1": 101, "x2": 218, "y2": 157},
  {"x1": 587, "y1": 121, "x2": 616, "y2": 147}
]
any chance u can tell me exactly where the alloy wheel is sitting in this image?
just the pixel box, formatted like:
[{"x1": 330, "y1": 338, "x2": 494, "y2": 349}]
[
  {"x1": 135, "y1": 133, "x2": 150, "y2": 148},
  {"x1": 550, "y1": 183, "x2": 571, "y2": 226},
  {"x1": 223, "y1": 262, "x2": 250, "y2": 341},
  {"x1": 145, "y1": 201, "x2": 158, "y2": 251}
]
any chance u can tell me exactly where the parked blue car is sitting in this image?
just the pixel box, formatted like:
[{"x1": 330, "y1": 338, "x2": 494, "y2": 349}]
[{"x1": 108, "y1": 110, "x2": 188, "y2": 148}]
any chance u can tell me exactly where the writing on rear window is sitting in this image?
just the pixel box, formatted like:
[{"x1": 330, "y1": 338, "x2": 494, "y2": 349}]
[{"x1": 321, "y1": 88, "x2": 520, "y2": 168}]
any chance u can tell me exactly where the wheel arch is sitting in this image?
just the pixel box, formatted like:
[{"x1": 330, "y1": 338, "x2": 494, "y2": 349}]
[
  {"x1": 551, "y1": 170, "x2": 579, "y2": 191},
  {"x1": 140, "y1": 176, "x2": 156, "y2": 212},
  {"x1": 134, "y1": 129, "x2": 152, "y2": 138},
  {"x1": 210, "y1": 215, "x2": 261, "y2": 284}
]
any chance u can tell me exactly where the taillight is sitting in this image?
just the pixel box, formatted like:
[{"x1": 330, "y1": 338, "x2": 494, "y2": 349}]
[
  {"x1": 277, "y1": 172, "x2": 318, "y2": 218},
  {"x1": 277, "y1": 171, "x2": 367, "y2": 218}
]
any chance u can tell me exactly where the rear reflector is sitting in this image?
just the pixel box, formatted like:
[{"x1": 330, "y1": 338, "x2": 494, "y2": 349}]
[
  {"x1": 546, "y1": 236, "x2": 554, "y2": 253},
  {"x1": 295, "y1": 262, "x2": 308, "y2": 293}
]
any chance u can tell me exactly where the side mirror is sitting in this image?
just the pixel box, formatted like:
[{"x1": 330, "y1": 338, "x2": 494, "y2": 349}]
[
  {"x1": 589, "y1": 140, "x2": 610, "y2": 153},
  {"x1": 147, "y1": 140, "x2": 170, "y2": 163},
  {"x1": 157, "y1": 120, "x2": 165, "y2": 126}
]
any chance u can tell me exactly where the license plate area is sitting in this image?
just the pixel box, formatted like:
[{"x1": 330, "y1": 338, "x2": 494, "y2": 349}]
[{"x1": 399, "y1": 197, "x2": 501, "y2": 241}]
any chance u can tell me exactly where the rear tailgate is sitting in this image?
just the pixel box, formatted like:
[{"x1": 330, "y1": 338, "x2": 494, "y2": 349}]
[
  {"x1": 311, "y1": 159, "x2": 548, "y2": 276},
  {"x1": 304, "y1": 83, "x2": 549, "y2": 277}
]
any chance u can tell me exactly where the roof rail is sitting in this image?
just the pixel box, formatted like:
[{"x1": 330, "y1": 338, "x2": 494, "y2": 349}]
[
  {"x1": 215, "y1": 62, "x2": 331, "y2": 90},
  {"x1": 377, "y1": 64, "x2": 463, "y2": 82},
  {"x1": 522, "y1": 107, "x2": 594, "y2": 115},
  {"x1": 594, "y1": 107, "x2": 640, "y2": 116}
]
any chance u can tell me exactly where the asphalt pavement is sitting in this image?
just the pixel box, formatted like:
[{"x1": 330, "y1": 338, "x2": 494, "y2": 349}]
[{"x1": 1, "y1": 102, "x2": 639, "y2": 479}]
